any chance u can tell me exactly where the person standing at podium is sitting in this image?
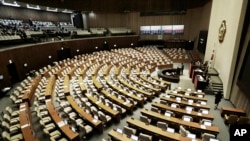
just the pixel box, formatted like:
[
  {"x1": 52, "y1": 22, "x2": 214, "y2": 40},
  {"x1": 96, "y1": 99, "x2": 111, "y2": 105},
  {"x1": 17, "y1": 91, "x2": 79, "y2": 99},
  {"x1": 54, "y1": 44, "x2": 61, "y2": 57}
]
[{"x1": 214, "y1": 90, "x2": 223, "y2": 110}]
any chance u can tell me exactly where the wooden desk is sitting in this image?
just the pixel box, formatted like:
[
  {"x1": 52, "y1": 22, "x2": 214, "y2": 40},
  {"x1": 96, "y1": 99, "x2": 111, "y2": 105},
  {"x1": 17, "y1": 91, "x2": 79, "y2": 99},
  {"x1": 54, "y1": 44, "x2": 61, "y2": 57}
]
[
  {"x1": 45, "y1": 76, "x2": 56, "y2": 98},
  {"x1": 151, "y1": 76, "x2": 171, "y2": 86},
  {"x1": 92, "y1": 76, "x2": 103, "y2": 90},
  {"x1": 105, "y1": 76, "x2": 144, "y2": 106},
  {"x1": 167, "y1": 92, "x2": 207, "y2": 102},
  {"x1": 19, "y1": 102, "x2": 39, "y2": 141},
  {"x1": 103, "y1": 65, "x2": 113, "y2": 76},
  {"x1": 86, "y1": 94, "x2": 121, "y2": 122},
  {"x1": 115, "y1": 66, "x2": 122, "y2": 76},
  {"x1": 101, "y1": 90, "x2": 134, "y2": 113},
  {"x1": 63, "y1": 75, "x2": 70, "y2": 96},
  {"x1": 66, "y1": 96, "x2": 103, "y2": 133},
  {"x1": 78, "y1": 77, "x2": 87, "y2": 93},
  {"x1": 117, "y1": 76, "x2": 153, "y2": 99},
  {"x1": 152, "y1": 102, "x2": 214, "y2": 121},
  {"x1": 221, "y1": 107, "x2": 246, "y2": 117},
  {"x1": 67, "y1": 67, "x2": 77, "y2": 79},
  {"x1": 140, "y1": 75, "x2": 167, "y2": 91},
  {"x1": 22, "y1": 75, "x2": 41, "y2": 106},
  {"x1": 46, "y1": 99, "x2": 79, "y2": 141},
  {"x1": 160, "y1": 96, "x2": 210, "y2": 111},
  {"x1": 108, "y1": 129, "x2": 133, "y2": 141},
  {"x1": 173, "y1": 88, "x2": 206, "y2": 96},
  {"x1": 141, "y1": 109, "x2": 219, "y2": 135},
  {"x1": 129, "y1": 75, "x2": 161, "y2": 93},
  {"x1": 126, "y1": 117, "x2": 201, "y2": 141}
]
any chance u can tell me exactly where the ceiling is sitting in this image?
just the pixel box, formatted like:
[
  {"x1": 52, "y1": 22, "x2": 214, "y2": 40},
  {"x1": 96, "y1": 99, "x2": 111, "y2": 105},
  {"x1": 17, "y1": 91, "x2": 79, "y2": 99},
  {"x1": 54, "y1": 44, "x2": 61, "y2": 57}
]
[{"x1": 16, "y1": 0, "x2": 211, "y2": 13}]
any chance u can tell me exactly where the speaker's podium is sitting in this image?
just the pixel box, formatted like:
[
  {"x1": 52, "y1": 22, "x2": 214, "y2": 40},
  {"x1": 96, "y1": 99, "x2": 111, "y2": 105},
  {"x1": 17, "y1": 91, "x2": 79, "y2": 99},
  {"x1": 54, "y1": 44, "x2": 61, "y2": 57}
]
[{"x1": 194, "y1": 75, "x2": 207, "y2": 91}]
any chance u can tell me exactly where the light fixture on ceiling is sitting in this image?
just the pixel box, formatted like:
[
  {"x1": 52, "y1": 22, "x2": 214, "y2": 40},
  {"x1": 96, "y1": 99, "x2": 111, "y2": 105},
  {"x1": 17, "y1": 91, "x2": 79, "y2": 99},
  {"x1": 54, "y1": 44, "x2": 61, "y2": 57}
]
[
  {"x1": 46, "y1": 7, "x2": 58, "y2": 12},
  {"x1": 62, "y1": 9, "x2": 73, "y2": 13},
  {"x1": 27, "y1": 4, "x2": 40, "y2": 10},
  {"x1": 2, "y1": 1, "x2": 20, "y2": 7}
]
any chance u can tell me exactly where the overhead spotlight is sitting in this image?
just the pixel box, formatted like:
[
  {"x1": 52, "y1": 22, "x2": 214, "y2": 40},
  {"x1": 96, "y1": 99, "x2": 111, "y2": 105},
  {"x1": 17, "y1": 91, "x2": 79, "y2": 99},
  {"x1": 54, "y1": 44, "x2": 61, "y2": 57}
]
[
  {"x1": 131, "y1": 43, "x2": 134, "y2": 46},
  {"x1": 46, "y1": 7, "x2": 58, "y2": 12},
  {"x1": 2, "y1": 1, "x2": 20, "y2": 7},
  {"x1": 8, "y1": 60, "x2": 12, "y2": 64},
  {"x1": 48, "y1": 56, "x2": 52, "y2": 59},
  {"x1": 76, "y1": 49, "x2": 80, "y2": 52},
  {"x1": 27, "y1": 4, "x2": 40, "y2": 10},
  {"x1": 95, "y1": 46, "x2": 98, "y2": 49},
  {"x1": 61, "y1": 47, "x2": 64, "y2": 50},
  {"x1": 114, "y1": 44, "x2": 117, "y2": 47},
  {"x1": 23, "y1": 63, "x2": 28, "y2": 67}
]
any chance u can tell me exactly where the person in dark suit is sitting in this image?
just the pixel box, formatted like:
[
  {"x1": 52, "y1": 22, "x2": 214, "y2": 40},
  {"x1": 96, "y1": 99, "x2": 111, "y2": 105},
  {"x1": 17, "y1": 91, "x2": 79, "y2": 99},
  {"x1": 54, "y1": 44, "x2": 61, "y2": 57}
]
[
  {"x1": 214, "y1": 90, "x2": 223, "y2": 110},
  {"x1": 180, "y1": 63, "x2": 184, "y2": 75}
]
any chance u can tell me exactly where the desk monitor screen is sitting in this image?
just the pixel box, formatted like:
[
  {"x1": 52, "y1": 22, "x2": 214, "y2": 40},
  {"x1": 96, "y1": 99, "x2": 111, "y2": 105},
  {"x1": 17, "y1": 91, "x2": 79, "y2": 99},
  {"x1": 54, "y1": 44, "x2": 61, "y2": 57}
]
[
  {"x1": 210, "y1": 139, "x2": 219, "y2": 141},
  {"x1": 185, "y1": 92, "x2": 190, "y2": 96},
  {"x1": 176, "y1": 97, "x2": 181, "y2": 101},
  {"x1": 167, "y1": 127, "x2": 175, "y2": 133},
  {"x1": 183, "y1": 117, "x2": 191, "y2": 122},
  {"x1": 173, "y1": 90, "x2": 178, "y2": 94},
  {"x1": 202, "y1": 110, "x2": 209, "y2": 114},
  {"x1": 171, "y1": 104, "x2": 177, "y2": 108},
  {"x1": 165, "y1": 112, "x2": 171, "y2": 117},
  {"x1": 94, "y1": 115, "x2": 99, "y2": 120},
  {"x1": 187, "y1": 133, "x2": 196, "y2": 139},
  {"x1": 131, "y1": 134, "x2": 138, "y2": 141},
  {"x1": 187, "y1": 88, "x2": 191, "y2": 91},
  {"x1": 198, "y1": 95, "x2": 203, "y2": 98},
  {"x1": 116, "y1": 128, "x2": 123, "y2": 134},
  {"x1": 204, "y1": 121, "x2": 212, "y2": 126},
  {"x1": 197, "y1": 90, "x2": 202, "y2": 93},
  {"x1": 201, "y1": 101, "x2": 207, "y2": 105},
  {"x1": 188, "y1": 100, "x2": 194, "y2": 104},
  {"x1": 186, "y1": 106, "x2": 193, "y2": 111}
]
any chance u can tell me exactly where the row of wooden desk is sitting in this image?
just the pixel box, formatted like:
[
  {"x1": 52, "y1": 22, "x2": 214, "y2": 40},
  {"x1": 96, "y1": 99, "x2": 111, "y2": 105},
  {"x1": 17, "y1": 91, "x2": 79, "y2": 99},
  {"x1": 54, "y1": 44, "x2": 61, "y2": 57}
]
[
  {"x1": 45, "y1": 99, "x2": 80, "y2": 141},
  {"x1": 152, "y1": 102, "x2": 214, "y2": 121},
  {"x1": 22, "y1": 75, "x2": 41, "y2": 106},
  {"x1": 141, "y1": 109, "x2": 219, "y2": 135},
  {"x1": 19, "y1": 102, "x2": 39, "y2": 141},
  {"x1": 160, "y1": 96, "x2": 210, "y2": 110}
]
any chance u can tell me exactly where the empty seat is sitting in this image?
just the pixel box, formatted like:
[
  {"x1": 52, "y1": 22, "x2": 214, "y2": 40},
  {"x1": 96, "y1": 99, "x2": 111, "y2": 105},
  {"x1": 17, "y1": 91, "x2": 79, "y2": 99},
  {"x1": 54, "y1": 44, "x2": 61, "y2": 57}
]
[
  {"x1": 201, "y1": 133, "x2": 216, "y2": 141},
  {"x1": 157, "y1": 121, "x2": 168, "y2": 131},
  {"x1": 1, "y1": 131, "x2": 23, "y2": 141},
  {"x1": 123, "y1": 126, "x2": 136, "y2": 138},
  {"x1": 139, "y1": 115, "x2": 151, "y2": 124},
  {"x1": 179, "y1": 125, "x2": 190, "y2": 137},
  {"x1": 151, "y1": 106, "x2": 160, "y2": 113},
  {"x1": 138, "y1": 133, "x2": 152, "y2": 141},
  {"x1": 237, "y1": 116, "x2": 249, "y2": 125},
  {"x1": 224, "y1": 114, "x2": 238, "y2": 125}
]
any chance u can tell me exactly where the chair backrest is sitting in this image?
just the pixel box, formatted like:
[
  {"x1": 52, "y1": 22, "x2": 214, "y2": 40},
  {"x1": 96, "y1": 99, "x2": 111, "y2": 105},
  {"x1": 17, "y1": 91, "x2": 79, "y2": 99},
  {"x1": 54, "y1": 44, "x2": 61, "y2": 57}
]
[
  {"x1": 165, "y1": 110, "x2": 175, "y2": 117},
  {"x1": 151, "y1": 106, "x2": 160, "y2": 113},
  {"x1": 179, "y1": 125, "x2": 187, "y2": 136},
  {"x1": 227, "y1": 114, "x2": 238, "y2": 124},
  {"x1": 237, "y1": 116, "x2": 249, "y2": 125},
  {"x1": 202, "y1": 133, "x2": 216, "y2": 141},
  {"x1": 140, "y1": 115, "x2": 150, "y2": 124},
  {"x1": 138, "y1": 133, "x2": 152, "y2": 141},
  {"x1": 157, "y1": 121, "x2": 168, "y2": 130},
  {"x1": 123, "y1": 126, "x2": 136, "y2": 137}
]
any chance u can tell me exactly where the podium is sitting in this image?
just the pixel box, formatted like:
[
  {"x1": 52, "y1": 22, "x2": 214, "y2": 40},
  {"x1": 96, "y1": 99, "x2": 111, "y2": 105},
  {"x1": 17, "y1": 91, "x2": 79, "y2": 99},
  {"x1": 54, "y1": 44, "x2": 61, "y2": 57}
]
[{"x1": 194, "y1": 75, "x2": 207, "y2": 90}]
